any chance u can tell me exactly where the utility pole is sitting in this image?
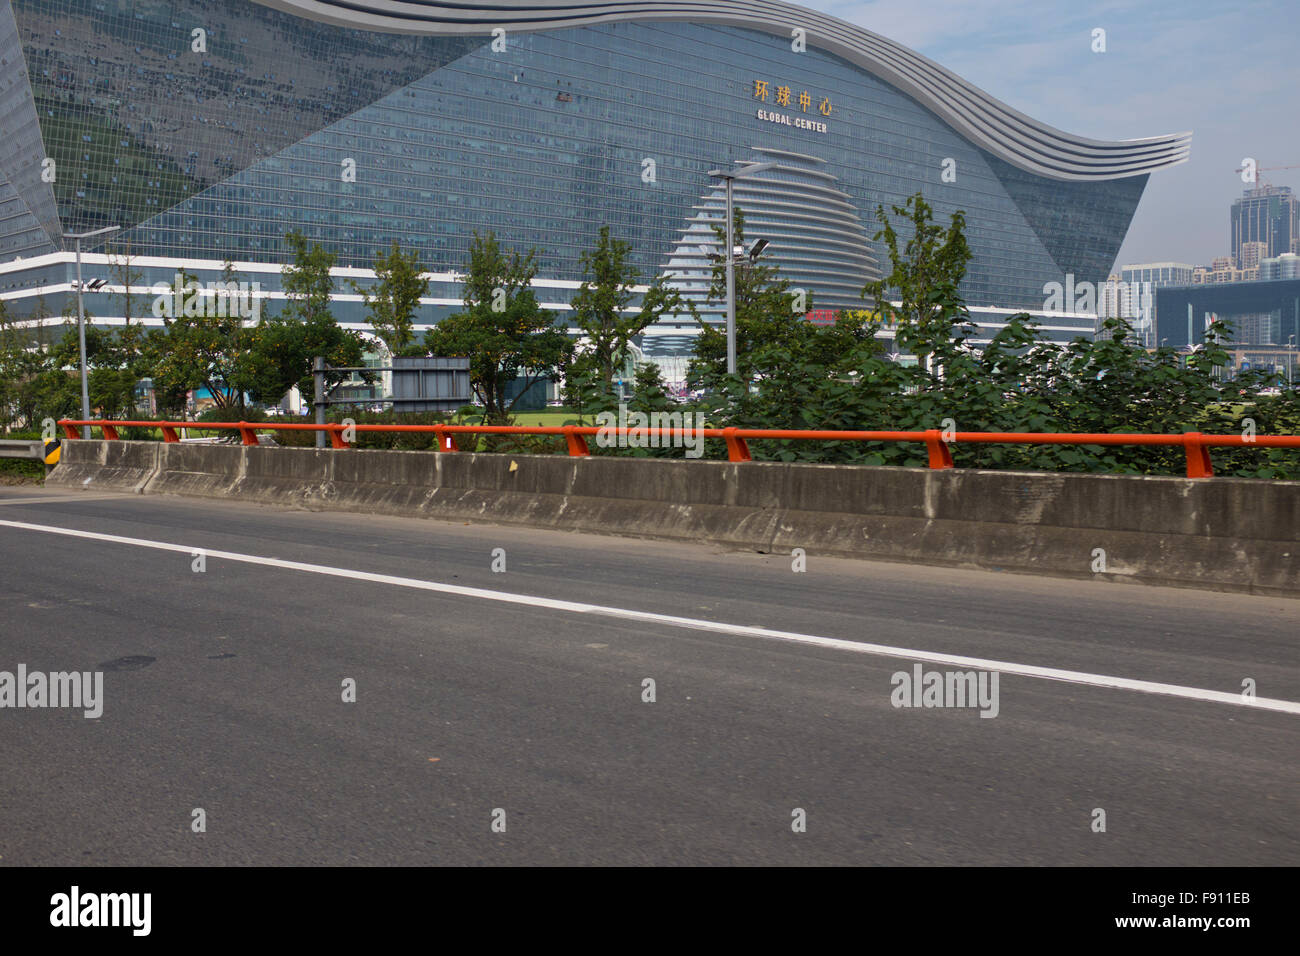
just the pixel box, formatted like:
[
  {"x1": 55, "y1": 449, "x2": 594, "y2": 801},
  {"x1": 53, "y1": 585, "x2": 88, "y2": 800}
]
[{"x1": 707, "y1": 161, "x2": 776, "y2": 375}]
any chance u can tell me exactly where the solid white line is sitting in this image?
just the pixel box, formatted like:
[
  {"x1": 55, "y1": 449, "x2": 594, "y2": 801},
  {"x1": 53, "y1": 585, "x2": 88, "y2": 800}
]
[{"x1": 2, "y1": 517, "x2": 1296, "y2": 716}]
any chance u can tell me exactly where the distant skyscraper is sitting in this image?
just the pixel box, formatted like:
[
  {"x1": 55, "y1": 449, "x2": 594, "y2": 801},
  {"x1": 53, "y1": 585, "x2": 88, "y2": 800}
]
[
  {"x1": 1231, "y1": 186, "x2": 1299, "y2": 268},
  {"x1": 1099, "y1": 273, "x2": 1127, "y2": 319},
  {"x1": 1240, "y1": 240, "x2": 1269, "y2": 271},
  {"x1": 1117, "y1": 262, "x2": 1194, "y2": 345}
]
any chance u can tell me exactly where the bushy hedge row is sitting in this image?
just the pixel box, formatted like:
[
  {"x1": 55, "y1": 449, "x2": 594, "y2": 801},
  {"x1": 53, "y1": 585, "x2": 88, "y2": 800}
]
[
  {"x1": 685, "y1": 315, "x2": 1300, "y2": 479},
  {"x1": 256, "y1": 411, "x2": 451, "y2": 451}
]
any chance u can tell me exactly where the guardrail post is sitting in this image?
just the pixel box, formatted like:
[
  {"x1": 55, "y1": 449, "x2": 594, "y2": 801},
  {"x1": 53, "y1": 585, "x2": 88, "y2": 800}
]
[
  {"x1": 313, "y1": 356, "x2": 327, "y2": 450},
  {"x1": 562, "y1": 426, "x2": 590, "y2": 457},
  {"x1": 924, "y1": 430, "x2": 955, "y2": 469},
  {"x1": 433, "y1": 426, "x2": 459, "y2": 453},
  {"x1": 61, "y1": 422, "x2": 79, "y2": 440},
  {"x1": 237, "y1": 422, "x2": 260, "y2": 446},
  {"x1": 161, "y1": 426, "x2": 180, "y2": 443},
  {"x1": 723, "y1": 428, "x2": 751, "y2": 462},
  {"x1": 1183, "y1": 432, "x2": 1213, "y2": 478},
  {"x1": 100, "y1": 423, "x2": 120, "y2": 441},
  {"x1": 327, "y1": 424, "x2": 349, "y2": 449}
]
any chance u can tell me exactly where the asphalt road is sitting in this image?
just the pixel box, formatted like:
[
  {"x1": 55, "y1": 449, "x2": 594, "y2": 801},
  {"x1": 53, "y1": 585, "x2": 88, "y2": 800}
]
[{"x1": 0, "y1": 485, "x2": 1296, "y2": 866}]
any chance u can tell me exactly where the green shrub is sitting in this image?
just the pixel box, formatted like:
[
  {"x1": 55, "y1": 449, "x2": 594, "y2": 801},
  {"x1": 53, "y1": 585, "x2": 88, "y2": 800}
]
[{"x1": 266, "y1": 410, "x2": 452, "y2": 450}]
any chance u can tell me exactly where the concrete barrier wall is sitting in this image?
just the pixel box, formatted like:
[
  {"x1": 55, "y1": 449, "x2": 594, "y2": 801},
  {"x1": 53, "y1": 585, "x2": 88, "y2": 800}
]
[
  {"x1": 47, "y1": 440, "x2": 160, "y2": 494},
  {"x1": 47, "y1": 441, "x2": 1300, "y2": 596}
]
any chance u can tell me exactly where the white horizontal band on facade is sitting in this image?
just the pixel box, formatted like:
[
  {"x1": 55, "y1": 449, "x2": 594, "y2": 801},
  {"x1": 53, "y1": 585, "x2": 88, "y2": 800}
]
[{"x1": 0, "y1": 253, "x2": 653, "y2": 298}]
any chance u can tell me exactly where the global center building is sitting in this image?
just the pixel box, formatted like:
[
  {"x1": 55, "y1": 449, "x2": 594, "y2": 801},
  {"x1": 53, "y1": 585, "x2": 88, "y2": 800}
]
[{"x1": 0, "y1": 0, "x2": 1191, "y2": 385}]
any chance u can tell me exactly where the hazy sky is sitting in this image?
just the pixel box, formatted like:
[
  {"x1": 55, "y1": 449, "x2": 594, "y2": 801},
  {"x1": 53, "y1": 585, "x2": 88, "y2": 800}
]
[{"x1": 800, "y1": 0, "x2": 1299, "y2": 270}]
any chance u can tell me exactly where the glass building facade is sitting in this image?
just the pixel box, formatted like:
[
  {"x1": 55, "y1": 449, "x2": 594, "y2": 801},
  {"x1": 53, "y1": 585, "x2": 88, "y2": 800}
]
[{"x1": 0, "y1": 0, "x2": 1185, "y2": 368}]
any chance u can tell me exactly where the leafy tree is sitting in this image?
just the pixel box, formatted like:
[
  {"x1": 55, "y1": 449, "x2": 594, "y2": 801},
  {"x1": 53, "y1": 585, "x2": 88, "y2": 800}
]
[
  {"x1": 424, "y1": 231, "x2": 572, "y2": 424},
  {"x1": 683, "y1": 207, "x2": 886, "y2": 446},
  {"x1": 41, "y1": 303, "x2": 145, "y2": 421},
  {"x1": 631, "y1": 361, "x2": 673, "y2": 410},
  {"x1": 560, "y1": 353, "x2": 612, "y2": 423},
  {"x1": 351, "y1": 241, "x2": 429, "y2": 357},
  {"x1": 250, "y1": 232, "x2": 367, "y2": 405},
  {"x1": 16, "y1": 366, "x2": 80, "y2": 427},
  {"x1": 687, "y1": 207, "x2": 826, "y2": 385},
  {"x1": 144, "y1": 270, "x2": 260, "y2": 414},
  {"x1": 589, "y1": 362, "x2": 686, "y2": 460},
  {"x1": 10, "y1": 319, "x2": 83, "y2": 425},
  {"x1": 863, "y1": 191, "x2": 974, "y2": 383},
  {"x1": 1, "y1": 298, "x2": 73, "y2": 430},
  {"x1": 0, "y1": 299, "x2": 29, "y2": 430},
  {"x1": 570, "y1": 226, "x2": 686, "y2": 393},
  {"x1": 280, "y1": 232, "x2": 336, "y2": 324}
]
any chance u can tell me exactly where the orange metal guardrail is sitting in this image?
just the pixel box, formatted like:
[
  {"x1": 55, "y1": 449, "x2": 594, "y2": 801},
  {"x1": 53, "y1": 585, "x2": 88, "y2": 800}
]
[{"x1": 58, "y1": 419, "x2": 1300, "y2": 479}]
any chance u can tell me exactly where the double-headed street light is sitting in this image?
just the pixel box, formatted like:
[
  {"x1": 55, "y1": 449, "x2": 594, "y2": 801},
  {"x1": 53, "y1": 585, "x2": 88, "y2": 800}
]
[
  {"x1": 700, "y1": 236, "x2": 771, "y2": 374},
  {"x1": 707, "y1": 162, "x2": 776, "y2": 375},
  {"x1": 64, "y1": 225, "x2": 120, "y2": 438},
  {"x1": 700, "y1": 238, "x2": 769, "y2": 267}
]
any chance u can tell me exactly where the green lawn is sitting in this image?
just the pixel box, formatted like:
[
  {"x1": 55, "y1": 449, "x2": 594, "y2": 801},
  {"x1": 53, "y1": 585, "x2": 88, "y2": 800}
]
[{"x1": 508, "y1": 409, "x2": 584, "y2": 428}]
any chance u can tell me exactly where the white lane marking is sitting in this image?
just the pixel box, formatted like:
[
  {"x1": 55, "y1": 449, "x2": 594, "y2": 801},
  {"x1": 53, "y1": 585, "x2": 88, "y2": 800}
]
[
  {"x1": 0, "y1": 494, "x2": 125, "y2": 506},
  {"x1": 3, "y1": 517, "x2": 1297, "y2": 716}
]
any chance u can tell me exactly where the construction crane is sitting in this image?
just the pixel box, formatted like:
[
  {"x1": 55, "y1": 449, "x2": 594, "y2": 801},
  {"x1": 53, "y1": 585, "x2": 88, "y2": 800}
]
[{"x1": 1234, "y1": 161, "x2": 1300, "y2": 190}]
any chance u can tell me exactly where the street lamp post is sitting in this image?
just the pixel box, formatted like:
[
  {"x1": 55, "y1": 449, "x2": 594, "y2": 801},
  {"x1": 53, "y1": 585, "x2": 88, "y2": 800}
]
[
  {"x1": 64, "y1": 225, "x2": 120, "y2": 438},
  {"x1": 708, "y1": 161, "x2": 776, "y2": 375}
]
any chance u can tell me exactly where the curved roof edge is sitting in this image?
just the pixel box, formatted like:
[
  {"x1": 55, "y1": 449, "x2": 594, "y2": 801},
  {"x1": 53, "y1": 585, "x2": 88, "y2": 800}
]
[{"x1": 252, "y1": 0, "x2": 1190, "y2": 183}]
